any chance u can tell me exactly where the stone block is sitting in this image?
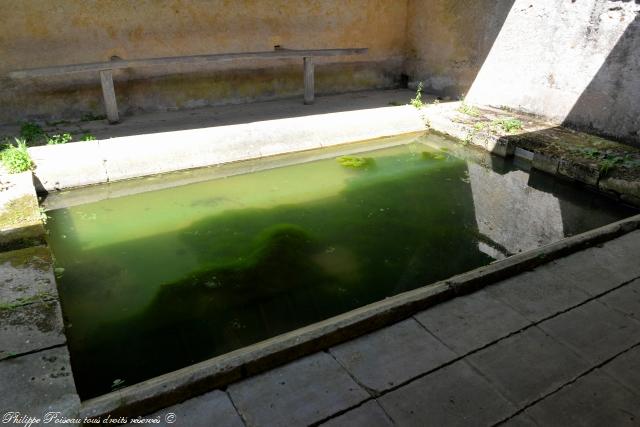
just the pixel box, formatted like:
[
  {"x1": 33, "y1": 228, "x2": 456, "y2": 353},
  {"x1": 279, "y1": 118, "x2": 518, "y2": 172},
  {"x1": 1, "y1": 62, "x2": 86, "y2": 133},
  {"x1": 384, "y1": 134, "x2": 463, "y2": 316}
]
[
  {"x1": 531, "y1": 152, "x2": 559, "y2": 175},
  {"x1": 415, "y1": 290, "x2": 531, "y2": 356},
  {"x1": 378, "y1": 360, "x2": 516, "y2": 427},
  {"x1": 602, "y1": 346, "x2": 640, "y2": 396},
  {"x1": 0, "y1": 300, "x2": 65, "y2": 359},
  {"x1": 0, "y1": 347, "x2": 80, "y2": 416},
  {"x1": 557, "y1": 159, "x2": 600, "y2": 186},
  {"x1": 228, "y1": 352, "x2": 368, "y2": 427},
  {"x1": 600, "y1": 278, "x2": 640, "y2": 320},
  {"x1": 0, "y1": 246, "x2": 57, "y2": 306},
  {"x1": 330, "y1": 318, "x2": 456, "y2": 393},
  {"x1": 599, "y1": 176, "x2": 640, "y2": 201},
  {"x1": 320, "y1": 401, "x2": 393, "y2": 427},
  {"x1": 467, "y1": 327, "x2": 589, "y2": 406},
  {"x1": 524, "y1": 370, "x2": 640, "y2": 426},
  {"x1": 538, "y1": 247, "x2": 631, "y2": 296},
  {"x1": 29, "y1": 142, "x2": 108, "y2": 191},
  {"x1": 539, "y1": 300, "x2": 640, "y2": 365},
  {"x1": 130, "y1": 390, "x2": 244, "y2": 427},
  {"x1": 486, "y1": 269, "x2": 590, "y2": 322}
]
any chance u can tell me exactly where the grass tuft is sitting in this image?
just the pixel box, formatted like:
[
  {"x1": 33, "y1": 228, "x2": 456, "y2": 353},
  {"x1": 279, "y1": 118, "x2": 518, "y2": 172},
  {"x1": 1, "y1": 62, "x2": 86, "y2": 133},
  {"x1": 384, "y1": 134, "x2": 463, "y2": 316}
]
[
  {"x1": 46, "y1": 133, "x2": 73, "y2": 145},
  {"x1": 0, "y1": 138, "x2": 33, "y2": 173}
]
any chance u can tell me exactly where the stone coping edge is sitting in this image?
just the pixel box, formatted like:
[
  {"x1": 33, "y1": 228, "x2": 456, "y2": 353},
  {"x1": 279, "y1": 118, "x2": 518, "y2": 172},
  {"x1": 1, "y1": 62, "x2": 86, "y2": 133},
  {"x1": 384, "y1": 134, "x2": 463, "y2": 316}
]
[
  {"x1": 79, "y1": 213, "x2": 640, "y2": 419},
  {"x1": 422, "y1": 103, "x2": 640, "y2": 207},
  {"x1": 29, "y1": 105, "x2": 427, "y2": 192}
]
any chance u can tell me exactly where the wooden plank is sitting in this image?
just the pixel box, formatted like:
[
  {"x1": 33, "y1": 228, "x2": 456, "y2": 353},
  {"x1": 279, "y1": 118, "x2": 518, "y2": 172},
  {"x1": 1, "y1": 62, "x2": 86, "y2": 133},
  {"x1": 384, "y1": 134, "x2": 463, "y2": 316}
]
[
  {"x1": 303, "y1": 57, "x2": 315, "y2": 105},
  {"x1": 99, "y1": 70, "x2": 119, "y2": 123},
  {"x1": 9, "y1": 48, "x2": 368, "y2": 79}
]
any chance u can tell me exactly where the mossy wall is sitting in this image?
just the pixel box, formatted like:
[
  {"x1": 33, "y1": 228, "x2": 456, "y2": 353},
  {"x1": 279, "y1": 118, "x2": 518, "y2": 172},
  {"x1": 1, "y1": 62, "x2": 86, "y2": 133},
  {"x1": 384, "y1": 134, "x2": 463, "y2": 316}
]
[{"x1": 0, "y1": 0, "x2": 408, "y2": 123}]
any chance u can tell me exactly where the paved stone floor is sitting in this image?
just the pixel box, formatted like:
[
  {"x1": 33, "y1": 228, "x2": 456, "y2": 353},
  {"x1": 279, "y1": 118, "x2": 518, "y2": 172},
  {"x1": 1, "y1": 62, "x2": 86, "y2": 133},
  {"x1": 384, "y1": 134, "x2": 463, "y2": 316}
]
[{"x1": 140, "y1": 230, "x2": 640, "y2": 426}]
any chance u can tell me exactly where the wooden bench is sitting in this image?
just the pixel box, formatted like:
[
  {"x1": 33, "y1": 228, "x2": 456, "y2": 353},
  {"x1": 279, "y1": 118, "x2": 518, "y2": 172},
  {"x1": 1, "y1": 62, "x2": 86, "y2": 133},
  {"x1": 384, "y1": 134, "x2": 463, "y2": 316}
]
[{"x1": 9, "y1": 48, "x2": 367, "y2": 124}]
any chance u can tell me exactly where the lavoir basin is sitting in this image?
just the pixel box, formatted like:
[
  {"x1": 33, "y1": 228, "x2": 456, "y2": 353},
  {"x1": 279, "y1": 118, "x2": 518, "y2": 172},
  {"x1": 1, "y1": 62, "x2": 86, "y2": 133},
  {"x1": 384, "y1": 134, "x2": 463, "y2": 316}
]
[{"x1": 44, "y1": 133, "x2": 637, "y2": 399}]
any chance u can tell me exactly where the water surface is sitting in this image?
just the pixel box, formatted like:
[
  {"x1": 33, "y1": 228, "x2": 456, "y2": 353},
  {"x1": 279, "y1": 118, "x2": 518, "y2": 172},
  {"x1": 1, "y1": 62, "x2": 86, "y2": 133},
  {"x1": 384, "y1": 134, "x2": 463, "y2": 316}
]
[{"x1": 45, "y1": 134, "x2": 636, "y2": 399}]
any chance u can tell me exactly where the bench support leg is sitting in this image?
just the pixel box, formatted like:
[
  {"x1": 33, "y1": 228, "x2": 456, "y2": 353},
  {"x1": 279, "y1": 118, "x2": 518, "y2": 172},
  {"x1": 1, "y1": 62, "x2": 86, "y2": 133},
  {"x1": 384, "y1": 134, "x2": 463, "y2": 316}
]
[
  {"x1": 303, "y1": 57, "x2": 314, "y2": 105},
  {"x1": 100, "y1": 69, "x2": 119, "y2": 123}
]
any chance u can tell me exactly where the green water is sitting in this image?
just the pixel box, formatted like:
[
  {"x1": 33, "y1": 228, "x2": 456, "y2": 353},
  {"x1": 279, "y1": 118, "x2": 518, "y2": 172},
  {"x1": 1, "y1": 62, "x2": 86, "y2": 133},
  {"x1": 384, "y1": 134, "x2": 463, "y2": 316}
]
[{"x1": 45, "y1": 135, "x2": 636, "y2": 399}]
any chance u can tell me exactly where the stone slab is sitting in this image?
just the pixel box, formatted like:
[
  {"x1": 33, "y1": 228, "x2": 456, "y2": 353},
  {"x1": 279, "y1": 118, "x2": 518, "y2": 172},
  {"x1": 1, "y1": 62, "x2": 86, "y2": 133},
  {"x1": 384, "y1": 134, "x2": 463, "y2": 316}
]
[
  {"x1": 0, "y1": 346, "x2": 80, "y2": 416},
  {"x1": 0, "y1": 245, "x2": 57, "y2": 305},
  {"x1": 0, "y1": 300, "x2": 65, "y2": 359},
  {"x1": 596, "y1": 231, "x2": 640, "y2": 279},
  {"x1": 32, "y1": 102, "x2": 426, "y2": 190},
  {"x1": 467, "y1": 327, "x2": 589, "y2": 406},
  {"x1": 602, "y1": 346, "x2": 640, "y2": 396},
  {"x1": 531, "y1": 152, "x2": 560, "y2": 175},
  {"x1": 501, "y1": 414, "x2": 539, "y2": 427},
  {"x1": 523, "y1": 370, "x2": 640, "y2": 426},
  {"x1": 539, "y1": 300, "x2": 640, "y2": 365},
  {"x1": 378, "y1": 360, "x2": 516, "y2": 427},
  {"x1": 28, "y1": 141, "x2": 108, "y2": 191},
  {"x1": 320, "y1": 400, "x2": 393, "y2": 427},
  {"x1": 228, "y1": 352, "x2": 368, "y2": 427},
  {"x1": 557, "y1": 159, "x2": 600, "y2": 186},
  {"x1": 129, "y1": 390, "x2": 243, "y2": 427},
  {"x1": 414, "y1": 289, "x2": 531, "y2": 356},
  {"x1": 99, "y1": 125, "x2": 265, "y2": 182},
  {"x1": 600, "y1": 278, "x2": 640, "y2": 320},
  {"x1": 329, "y1": 318, "x2": 456, "y2": 392},
  {"x1": 0, "y1": 171, "x2": 44, "y2": 249},
  {"x1": 538, "y1": 247, "x2": 632, "y2": 296},
  {"x1": 486, "y1": 268, "x2": 590, "y2": 322},
  {"x1": 600, "y1": 176, "x2": 640, "y2": 201}
]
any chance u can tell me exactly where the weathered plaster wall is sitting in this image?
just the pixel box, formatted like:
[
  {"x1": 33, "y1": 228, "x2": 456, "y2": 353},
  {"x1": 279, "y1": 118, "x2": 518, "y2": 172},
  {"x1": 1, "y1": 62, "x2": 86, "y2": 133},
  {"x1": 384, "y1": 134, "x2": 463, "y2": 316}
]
[
  {"x1": 407, "y1": 0, "x2": 640, "y2": 145},
  {"x1": 5, "y1": 0, "x2": 639, "y2": 144},
  {"x1": 404, "y1": 0, "x2": 515, "y2": 97},
  {"x1": 0, "y1": 0, "x2": 408, "y2": 123}
]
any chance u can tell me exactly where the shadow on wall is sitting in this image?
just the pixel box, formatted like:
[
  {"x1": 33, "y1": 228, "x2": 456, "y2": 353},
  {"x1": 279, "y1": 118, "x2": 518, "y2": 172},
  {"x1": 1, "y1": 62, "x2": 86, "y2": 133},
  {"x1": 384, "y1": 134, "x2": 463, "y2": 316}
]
[
  {"x1": 413, "y1": 0, "x2": 639, "y2": 146},
  {"x1": 563, "y1": 1, "x2": 640, "y2": 147},
  {"x1": 405, "y1": 0, "x2": 516, "y2": 97}
]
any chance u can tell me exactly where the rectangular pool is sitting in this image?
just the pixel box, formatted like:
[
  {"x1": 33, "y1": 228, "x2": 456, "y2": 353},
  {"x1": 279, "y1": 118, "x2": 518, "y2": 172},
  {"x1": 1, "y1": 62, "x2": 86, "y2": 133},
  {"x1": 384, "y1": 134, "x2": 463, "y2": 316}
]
[{"x1": 44, "y1": 133, "x2": 636, "y2": 399}]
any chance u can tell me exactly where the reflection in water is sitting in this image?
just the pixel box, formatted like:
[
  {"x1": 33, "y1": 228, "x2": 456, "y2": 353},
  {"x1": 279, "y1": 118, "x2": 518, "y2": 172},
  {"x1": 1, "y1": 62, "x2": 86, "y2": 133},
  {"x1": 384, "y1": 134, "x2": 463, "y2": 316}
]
[
  {"x1": 45, "y1": 135, "x2": 636, "y2": 399},
  {"x1": 469, "y1": 163, "x2": 564, "y2": 256},
  {"x1": 468, "y1": 160, "x2": 630, "y2": 257}
]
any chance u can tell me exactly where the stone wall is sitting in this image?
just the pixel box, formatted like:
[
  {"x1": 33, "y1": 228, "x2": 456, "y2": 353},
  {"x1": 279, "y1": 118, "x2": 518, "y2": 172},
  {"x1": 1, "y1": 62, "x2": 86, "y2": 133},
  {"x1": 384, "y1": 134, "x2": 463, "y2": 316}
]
[
  {"x1": 406, "y1": 0, "x2": 640, "y2": 145},
  {"x1": 404, "y1": 0, "x2": 515, "y2": 98},
  {"x1": 3, "y1": 0, "x2": 640, "y2": 146},
  {"x1": 0, "y1": 0, "x2": 408, "y2": 122}
]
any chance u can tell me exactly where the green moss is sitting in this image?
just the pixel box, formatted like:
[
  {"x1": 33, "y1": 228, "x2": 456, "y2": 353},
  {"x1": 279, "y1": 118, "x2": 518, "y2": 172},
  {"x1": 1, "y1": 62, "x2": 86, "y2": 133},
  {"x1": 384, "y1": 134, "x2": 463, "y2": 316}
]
[
  {"x1": 421, "y1": 151, "x2": 447, "y2": 160},
  {"x1": 458, "y1": 103, "x2": 480, "y2": 117},
  {"x1": 0, "y1": 291, "x2": 56, "y2": 311},
  {"x1": 0, "y1": 195, "x2": 40, "y2": 229},
  {"x1": 337, "y1": 156, "x2": 373, "y2": 169},
  {"x1": 492, "y1": 117, "x2": 523, "y2": 133},
  {"x1": 162, "y1": 224, "x2": 321, "y2": 295}
]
